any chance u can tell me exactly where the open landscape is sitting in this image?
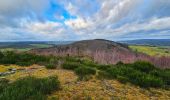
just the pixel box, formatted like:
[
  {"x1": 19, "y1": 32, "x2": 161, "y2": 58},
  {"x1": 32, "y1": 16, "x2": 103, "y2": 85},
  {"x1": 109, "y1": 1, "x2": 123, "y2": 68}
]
[
  {"x1": 0, "y1": 39, "x2": 170, "y2": 100},
  {"x1": 0, "y1": 0, "x2": 170, "y2": 100}
]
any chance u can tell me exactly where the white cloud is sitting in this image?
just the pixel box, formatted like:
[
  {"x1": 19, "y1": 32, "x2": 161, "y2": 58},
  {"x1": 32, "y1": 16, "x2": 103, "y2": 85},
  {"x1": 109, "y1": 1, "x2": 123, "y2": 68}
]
[
  {"x1": 96, "y1": 0, "x2": 141, "y2": 23},
  {"x1": 113, "y1": 17, "x2": 170, "y2": 34},
  {"x1": 25, "y1": 21, "x2": 62, "y2": 34},
  {"x1": 0, "y1": 0, "x2": 170, "y2": 41},
  {"x1": 63, "y1": 0, "x2": 142, "y2": 38},
  {"x1": 65, "y1": 17, "x2": 92, "y2": 31}
]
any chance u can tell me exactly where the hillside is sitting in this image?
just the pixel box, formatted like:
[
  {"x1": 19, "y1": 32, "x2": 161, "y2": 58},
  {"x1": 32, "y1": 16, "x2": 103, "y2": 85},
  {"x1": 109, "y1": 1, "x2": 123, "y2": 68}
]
[
  {"x1": 0, "y1": 51, "x2": 170, "y2": 99},
  {"x1": 30, "y1": 39, "x2": 136, "y2": 63},
  {"x1": 30, "y1": 39, "x2": 170, "y2": 68}
]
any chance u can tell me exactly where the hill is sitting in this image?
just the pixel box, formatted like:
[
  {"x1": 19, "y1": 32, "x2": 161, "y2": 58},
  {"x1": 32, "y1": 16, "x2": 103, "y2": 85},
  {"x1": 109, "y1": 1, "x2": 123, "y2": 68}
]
[
  {"x1": 30, "y1": 39, "x2": 170, "y2": 68},
  {"x1": 30, "y1": 39, "x2": 137, "y2": 63}
]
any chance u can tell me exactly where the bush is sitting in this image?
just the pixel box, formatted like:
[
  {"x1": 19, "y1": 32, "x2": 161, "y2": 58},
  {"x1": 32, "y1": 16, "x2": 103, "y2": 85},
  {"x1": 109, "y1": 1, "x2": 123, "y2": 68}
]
[
  {"x1": 95, "y1": 64, "x2": 112, "y2": 71},
  {"x1": 97, "y1": 71, "x2": 111, "y2": 79},
  {"x1": 64, "y1": 57, "x2": 81, "y2": 62},
  {"x1": 132, "y1": 61, "x2": 155, "y2": 73},
  {"x1": 46, "y1": 63, "x2": 57, "y2": 69},
  {"x1": 0, "y1": 76, "x2": 60, "y2": 100},
  {"x1": 117, "y1": 76, "x2": 129, "y2": 84},
  {"x1": 0, "y1": 51, "x2": 59, "y2": 68},
  {"x1": 116, "y1": 61, "x2": 124, "y2": 65},
  {"x1": 0, "y1": 52, "x2": 4, "y2": 58},
  {"x1": 75, "y1": 67, "x2": 96, "y2": 77},
  {"x1": 0, "y1": 78, "x2": 9, "y2": 94},
  {"x1": 62, "y1": 62, "x2": 80, "y2": 70},
  {"x1": 150, "y1": 69, "x2": 170, "y2": 86},
  {"x1": 97, "y1": 62, "x2": 166, "y2": 88}
]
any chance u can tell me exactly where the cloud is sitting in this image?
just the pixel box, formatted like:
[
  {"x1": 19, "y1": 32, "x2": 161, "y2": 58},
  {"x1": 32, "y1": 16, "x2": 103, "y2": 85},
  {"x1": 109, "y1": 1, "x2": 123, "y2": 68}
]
[
  {"x1": 64, "y1": 17, "x2": 92, "y2": 31},
  {"x1": 0, "y1": 0, "x2": 51, "y2": 28},
  {"x1": 25, "y1": 21, "x2": 62, "y2": 34},
  {"x1": 0, "y1": 0, "x2": 170, "y2": 41}
]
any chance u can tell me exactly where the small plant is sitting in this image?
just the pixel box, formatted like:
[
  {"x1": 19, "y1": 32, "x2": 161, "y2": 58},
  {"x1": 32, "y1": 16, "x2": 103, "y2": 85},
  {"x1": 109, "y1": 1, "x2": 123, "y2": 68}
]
[
  {"x1": 45, "y1": 63, "x2": 57, "y2": 69},
  {"x1": 62, "y1": 62, "x2": 80, "y2": 70},
  {"x1": 75, "y1": 66, "x2": 96, "y2": 80}
]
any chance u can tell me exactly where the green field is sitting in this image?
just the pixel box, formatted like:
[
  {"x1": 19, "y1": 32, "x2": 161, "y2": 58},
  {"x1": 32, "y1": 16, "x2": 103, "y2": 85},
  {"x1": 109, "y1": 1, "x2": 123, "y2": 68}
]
[
  {"x1": 130, "y1": 45, "x2": 170, "y2": 57},
  {"x1": 0, "y1": 44, "x2": 53, "y2": 52}
]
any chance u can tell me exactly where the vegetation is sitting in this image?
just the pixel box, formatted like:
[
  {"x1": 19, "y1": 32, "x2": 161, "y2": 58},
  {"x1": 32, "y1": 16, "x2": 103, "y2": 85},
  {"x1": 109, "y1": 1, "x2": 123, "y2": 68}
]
[
  {"x1": 61, "y1": 57, "x2": 170, "y2": 88},
  {"x1": 0, "y1": 76, "x2": 60, "y2": 100},
  {"x1": 0, "y1": 43, "x2": 53, "y2": 52},
  {"x1": 0, "y1": 51, "x2": 169, "y2": 89},
  {"x1": 0, "y1": 51, "x2": 58, "y2": 68},
  {"x1": 45, "y1": 63, "x2": 57, "y2": 69},
  {"x1": 130, "y1": 45, "x2": 170, "y2": 57},
  {"x1": 62, "y1": 62, "x2": 80, "y2": 70},
  {"x1": 75, "y1": 66, "x2": 96, "y2": 80},
  {"x1": 98, "y1": 61, "x2": 170, "y2": 88}
]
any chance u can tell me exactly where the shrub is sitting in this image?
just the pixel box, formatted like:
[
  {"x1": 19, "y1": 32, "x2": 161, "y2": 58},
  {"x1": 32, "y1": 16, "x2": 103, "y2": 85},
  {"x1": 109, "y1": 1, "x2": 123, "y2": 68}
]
[
  {"x1": 0, "y1": 78, "x2": 9, "y2": 94},
  {"x1": 0, "y1": 51, "x2": 60, "y2": 68},
  {"x1": 62, "y1": 62, "x2": 80, "y2": 70},
  {"x1": 97, "y1": 70, "x2": 110, "y2": 79},
  {"x1": 75, "y1": 67, "x2": 96, "y2": 77},
  {"x1": 15, "y1": 61, "x2": 33, "y2": 66},
  {"x1": 132, "y1": 61, "x2": 155, "y2": 73},
  {"x1": 98, "y1": 62, "x2": 166, "y2": 88},
  {"x1": 116, "y1": 61, "x2": 124, "y2": 65},
  {"x1": 159, "y1": 70, "x2": 170, "y2": 86},
  {"x1": 0, "y1": 52, "x2": 4, "y2": 58},
  {"x1": 95, "y1": 64, "x2": 112, "y2": 71},
  {"x1": 117, "y1": 76, "x2": 129, "y2": 84},
  {"x1": 139, "y1": 75, "x2": 164, "y2": 88},
  {"x1": 150, "y1": 69, "x2": 170, "y2": 86},
  {"x1": 65, "y1": 57, "x2": 81, "y2": 62},
  {"x1": 0, "y1": 76, "x2": 60, "y2": 100},
  {"x1": 46, "y1": 63, "x2": 57, "y2": 69}
]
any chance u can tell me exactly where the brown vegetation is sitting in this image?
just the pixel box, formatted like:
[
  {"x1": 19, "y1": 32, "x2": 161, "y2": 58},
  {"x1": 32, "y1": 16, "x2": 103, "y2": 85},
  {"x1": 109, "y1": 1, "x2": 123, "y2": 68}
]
[{"x1": 30, "y1": 39, "x2": 170, "y2": 68}]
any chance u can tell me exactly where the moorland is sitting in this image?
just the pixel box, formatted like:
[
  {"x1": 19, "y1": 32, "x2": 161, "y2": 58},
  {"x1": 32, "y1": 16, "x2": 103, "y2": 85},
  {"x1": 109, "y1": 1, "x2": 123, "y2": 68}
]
[{"x1": 0, "y1": 39, "x2": 170, "y2": 100}]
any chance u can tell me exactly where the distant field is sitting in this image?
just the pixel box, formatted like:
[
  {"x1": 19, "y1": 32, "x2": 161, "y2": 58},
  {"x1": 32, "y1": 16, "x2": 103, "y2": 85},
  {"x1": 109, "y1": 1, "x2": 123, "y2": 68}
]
[
  {"x1": 130, "y1": 45, "x2": 170, "y2": 57},
  {"x1": 0, "y1": 44, "x2": 53, "y2": 52}
]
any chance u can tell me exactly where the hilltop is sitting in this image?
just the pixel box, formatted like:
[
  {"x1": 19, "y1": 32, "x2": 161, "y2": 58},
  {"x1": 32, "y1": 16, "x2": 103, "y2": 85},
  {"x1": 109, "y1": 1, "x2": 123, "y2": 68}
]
[{"x1": 30, "y1": 39, "x2": 136, "y2": 64}]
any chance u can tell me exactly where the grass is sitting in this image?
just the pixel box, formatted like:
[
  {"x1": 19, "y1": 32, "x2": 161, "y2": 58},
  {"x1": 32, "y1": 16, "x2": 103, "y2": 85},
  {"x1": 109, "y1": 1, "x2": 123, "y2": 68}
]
[
  {"x1": 48, "y1": 69, "x2": 170, "y2": 100},
  {"x1": 61, "y1": 57, "x2": 170, "y2": 88},
  {"x1": 0, "y1": 65, "x2": 20, "y2": 73},
  {"x1": 129, "y1": 45, "x2": 170, "y2": 56},
  {"x1": 0, "y1": 62, "x2": 169, "y2": 99}
]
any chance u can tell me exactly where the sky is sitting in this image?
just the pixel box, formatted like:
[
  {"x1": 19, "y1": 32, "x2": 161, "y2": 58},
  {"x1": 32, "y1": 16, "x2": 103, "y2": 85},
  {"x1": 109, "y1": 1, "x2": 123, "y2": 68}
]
[{"x1": 0, "y1": 0, "x2": 170, "y2": 41}]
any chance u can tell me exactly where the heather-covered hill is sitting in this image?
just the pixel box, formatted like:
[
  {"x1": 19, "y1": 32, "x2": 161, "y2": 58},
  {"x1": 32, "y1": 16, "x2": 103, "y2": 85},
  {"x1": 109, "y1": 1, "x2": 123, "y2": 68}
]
[{"x1": 30, "y1": 39, "x2": 170, "y2": 68}]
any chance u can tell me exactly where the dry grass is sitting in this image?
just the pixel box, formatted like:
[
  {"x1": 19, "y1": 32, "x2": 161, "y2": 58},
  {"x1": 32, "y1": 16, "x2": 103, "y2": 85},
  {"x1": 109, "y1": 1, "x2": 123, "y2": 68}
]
[
  {"x1": 0, "y1": 65, "x2": 20, "y2": 72},
  {"x1": 1, "y1": 65, "x2": 170, "y2": 100}
]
